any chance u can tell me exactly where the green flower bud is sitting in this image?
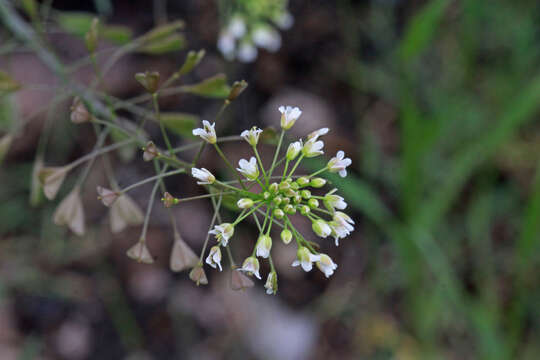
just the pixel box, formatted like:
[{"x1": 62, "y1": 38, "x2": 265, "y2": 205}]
[
  {"x1": 300, "y1": 190, "x2": 311, "y2": 199},
  {"x1": 300, "y1": 205, "x2": 310, "y2": 215},
  {"x1": 274, "y1": 208, "x2": 285, "y2": 219},
  {"x1": 135, "y1": 71, "x2": 160, "y2": 94},
  {"x1": 293, "y1": 194, "x2": 302, "y2": 204},
  {"x1": 286, "y1": 141, "x2": 302, "y2": 161},
  {"x1": 296, "y1": 176, "x2": 310, "y2": 187},
  {"x1": 281, "y1": 229, "x2": 293, "y2": 244},
  {"x1": 312, "y1": 219, "x2": 331, "y2": 238},
  {"x1": 308, "y1": 198, "x2": 320, "y2": 209},
  {"x1": 237, "y1": 198, "x2": 254, "y2": 209},
  {"x1": 285, "y1": 188, "x2": 296, "y2": 198},
  {"x1": 284, "y1": 204, "x2": 296, "y2": 215},
  {"x1": 310, "y1": 177, "x2": 327, "y2": 188},
  {"x1": 291, "y1": 182, "x2": 299, "y2": 190},
  {"x1": 279, "y1": 181, "x2": 290, "y2": 192},
  {"x1": 269, "y1": 182, "x2": 279, "y2": 193},
  {"x1": 272, "y1": 196, "x2": 282, "y2": 206},
  {"x1": 263, "y1": 191, "x2": 271, "y2": 200},
  {"x1": 281, "y1": 197, "x2": 290, "y2": 206}
]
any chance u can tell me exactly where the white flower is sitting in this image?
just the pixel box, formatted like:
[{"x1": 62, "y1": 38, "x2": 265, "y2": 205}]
[
  {"x1": 292, "y1": 246, "x2": 321, "y2": 272},
  {"x1": 238, "y1": 41, "x2": 258, "y2": 63},
  {"x1": 191, "y1": 167, "x2": 215, "y2": 185},
  {"x1": 217, "y1": 30, "x2": 235, "y2": 60},
  {"x1": 265, "y1": 272, "x2": 277, "y2": 295},
  {"x1": 192, "y1": 120, "x2": 217, "y2": 144},
  {"x1": 286, "y1": 140, "x2": 302, "y2": 161},
  {"x1": 256, "y1": 234, "x2": 272, "y2": 258},
  {"x1": 279, "y1": 106, "x2": 302, "y2": 130},
  {"x1": 209, "y1": 223, "x2": 234, "y2": 246},
  {"x1": 237, "y1": 157, "x2": 259, "y2": 180},
  {"x1": 329, "y1": 211, "x2": 355, "y2": 246},
  {"x1": 324, "y1": 192, "x2": 347, "y2": 212},
  {"x1": 307, "y1": 128, "x2": 329, "y2": 141},
  {"x1": 241, "y1": 126, "x2": 263, "y2": 146},
  {"x1": 228, "y1": 16, "x2": 246, "y2": 38},
  {"x1": 205, "y1": 246, "x2": 223, "y2": 271},
  {"x1": 316, "y1": 254, "x2": 338, "y2": 278},
  {"x1": 252, "y1": 25, "x2": 281, "y2": 52},
  {"x1": 275, "y1": 11, "x2": 294, "y2": 30},
  {"x1": 312, "y1": 219, "x2": 332, "y2": 238},
  {"x1": 302, "y1": 138, "x2": 324, "y2": 158},
  {"x1": 328, "y1": 151, "x2": 352, "y2": 177},
  {"x1": 334, "y1": 211, "x2": 355, "y2": 230},
  {"x1": 240, "y1": 256, "x2": 261, "y2": 279}
]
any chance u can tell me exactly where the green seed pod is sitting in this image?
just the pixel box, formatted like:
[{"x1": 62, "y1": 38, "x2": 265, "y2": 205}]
[
  {"x1": 308, "y1": 198, "x2": 319, "y2": 209},
  {"x1": 310, "y1": 177, "x2": 327, "y2": 188}
]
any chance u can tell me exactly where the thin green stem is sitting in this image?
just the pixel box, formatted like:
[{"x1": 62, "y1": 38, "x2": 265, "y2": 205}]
[
  {"x1": 253, "y1": 146, "x2": 268, "y2": 182},
  {"x1": 152, "y1": 93, "x2": 175, "y2": 156},
  {"x1": 176, "y1": 192, "x2": 234, "y2": 203},
  {"x1": 232, "y1": 203, "x2": 265, "y2": 225},
  {"x1": 213, "y1": 143, "x2": 247, "y2": 190},
  {"x1": 288, "y1": 154, "x2": 305, "y2": 178},
  {"x1": 309, "y1": 167, "x2": 328, "y2": 178},
  {"x1": 199, "y1": 195, "x2": 222, "y2": 262},
  {"x1": 140, "y1": 165, "x2": 168, "y2": 240},
  {"x1": 120, "y1": 169, "x2": 185, "y2": 194},
  {"x1": 267, "y1": 130, "x2": 285, "y2": 185},
  {"x1": 282, "y1": 159, "x2": 290, "y2": 181}
]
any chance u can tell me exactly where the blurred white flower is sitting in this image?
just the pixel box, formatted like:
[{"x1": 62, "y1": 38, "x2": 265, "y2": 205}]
[
  {"x1": 302, "y1": 138, "x2": 324, "y2": 158},
  {"x1": 292, "y1": 247, "x2": 320, "y2": 272},
  {"x1": 279, "y1": 105, "x2": 302, "y2": 130},
  {"x1": 191, "y1": 167, "x2": 215, "y2": 185},
  {"x1": 237, "y1": 157, "x2": 259, "y2": 180},
  {"x1": 240, "y1": 256, "x2": 261, "y2": 279},
  {"x1": 209, "y1": 223, "x2": 234, "y2": 246},
  {"x1": 218, "y1": 30, "x2": 236, "y2": 60},
  {"x1": 316, "y1": 254, "x2": 338, "y2": 278},
  {"x1": 192, "y1": 120, "x2": 217, "y2": 144},
  {"x1": 238, "y1": 41, "x2": 258, "y2": 63},
  {"x1": 265, "y1": 271, "x2": 277, "y2": 295},
  {"x1": 256, "y1": 234, "x2": 272, "y2": 258},
  {"x1": 252, "y1": 25, "x2": 282, "y2": 52},
  {"x1": 328, "y1": 151, "x2": 352, "y2": 177},
  {"x1": 205, "y1": 246, "x2": 223, "y2": 271},
  {"x1": 241, "y1": 126, "x2": 263, "y2": 146},
  {"x1": 228, "y1": 16, "x2": 247, "y2": 38}
]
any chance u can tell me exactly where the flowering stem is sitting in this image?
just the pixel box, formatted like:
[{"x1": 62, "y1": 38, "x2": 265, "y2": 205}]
[
  {"x1": 310, "y1": 206, "x2": 333, "y2": 216},
  {"x1": 67, "y1": 138, "x2": 135, "y2": 170},
  {"x1": 152, "y1": 93, "x2": 175, "y2": 157},
  {"x1": 232, "y1": 203, "x2": 265, "y2": 226},
  {"x1": 177, "y1": 192, "x2": 234, "y2": 203},
  {"x1": 265, "y1": 211, "x2": 275, "y2": 236},
  {"x1": 120, "y1": 169, "x2": 185, "y2": 194},
  {"x1": 199, "y1": 195, "x2": 222, "y2": 262},
  {"x1": 268, "y1": 255, "x2": 276, "y2": 273},
  {"x1": 261, "y1": 205, "x2": 272, "y2": 233},
  {"x1": 282, "y1": 159, "x2": 290, "y2": 181},
  {"x1": 214, "y1": 180, "x2": 252, "y2": 197},
  {"x1": 75, "y1": 127, "x2": 110, "y2": 188},
  {"x1": 213, "y1": 143, "x2": 247, "y2": 190},
  {"x1": 309, "y1": 167, "x2": 328, "y2": 178},
  {"x1": 252, "y1": 146, "x2": 268, "y2": 182},
  {"x1": 225, "y1": 245, "x2": 235, "y2": 267},
  {"x1": 267, "y1": 130, "x2": 285, "y2": 185},
  {"x1": 256, "y1": 178, "x2": 267, "y2": 191},
  {"x1": 288, "y1": 153, "x2": 305, "y2": 178},
  {"x1": 140, "y1": 165, "x2": 168, "y2": 241}
]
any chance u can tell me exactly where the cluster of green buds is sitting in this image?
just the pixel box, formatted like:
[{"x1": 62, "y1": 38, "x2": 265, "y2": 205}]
[{"x1": 186, "y1": 105, "x2": 354, "y2": 294}]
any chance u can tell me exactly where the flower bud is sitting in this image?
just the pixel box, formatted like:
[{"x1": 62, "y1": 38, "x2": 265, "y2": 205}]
[
  {"x1": 296, "y1": 176, "x2": 310, "y2": 187},
  {"x1": 231, "y1": 268, "x2": 254, "y2": 290},
  {"x1": 284, "y1": 204, "x2": 296, "y2": 215},
  {"x1": 135, "y1": 71, "x2": 160, "y2": 93},
  {"x1": 278, "y1": 181, "x2": 290, "y2": 192},
  {"x1": 300, "y1": 205, "x2": 310, "y2": 215},
  {"x1": 227, "y1": 80, "x2": 248, "y2": 102},
  {"x1": 189, "y1": 264, "x2": 208, "y2": 285},
  {"x1": 161, "y1": 192, "x2": 179, "y2": 208},
  {"x1": 310, "y1": 177, "x2": 326, "y2": 188},
  {"x1": 237, "y1": 198, "x2": 254, "y2": 209},
  {"x1": 281, "y1": 197, "x2": 290, "y2": 206},
  {"x1": 85, "y1": 18, "x2": 99, "y2": 54},
  {"x1": 97, "y1": 186, "x2": 119, "y2": 207},
  {"x1": 281, "y1": 229, "x2": 292, "y2": 244},
  {"x1": 312, "y1": 219, "x2": 331, "y2": 238},
  {"x1": 290, "y1": 182, "x2": 299, "y2": 190},
  {"x1": 265, "y1": 271, "x2": 278, "y2": 295},
  {"x1": 240, "y1": 126, "x2": 262, "y2": 146},
  {"x1": 293, "y1": 194, "x2": 302, "y2": 204},
  {"x1": 308, "y1": 198, "x2": 319, "y2": 209},
  {"x1": 170, "y1": 232, "x2": 198, "y2": 272},
  {"x1": 70, "y1": 97, "x2": 90, "y2": 124},
  {"x1": 285, "y1": 188, "x2": 296, "y2": 198},
  {"x1": 255, "y1": 234, "x2": 272, "y2": 258},
  {"x1": 263, "y1": 191, "x2": 271, "y2": 200},
  {"x1": 240, "y1": 256, "x2": 261, "y2": 279},
  {"x1": 142, "y1": 141, "x2": 159, "y2": 161},
  {"x1": 127, "y1": 239, "x2": 154, "y2": 264},
  {"x1": 274, "y1": 208, "x2": 285, "y2": 219},
  {"x1": 286, "y1": 141, "x2": 302, "y2": 161},
  {"x1": 268, "y1": 182, "x2": 279, "y2": 193},
  {"x1": 300, "y1": 190, "x2": 311, "y2": 199},
  {"x1": 272, "y1": 196, "x2": 282, "y2": 206}
]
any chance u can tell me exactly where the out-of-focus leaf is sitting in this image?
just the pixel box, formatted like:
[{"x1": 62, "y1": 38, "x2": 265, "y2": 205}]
[
  {"x1": 56, "y1": 12, "x2": 132, "y2": 45},
  {"x1": 0, "y1": 71, "x2": 21, "y2": 94},
  {"x1": 178, "y1": 49, "x2": 205, "y2": 76},
  {"x1": 0, "y1": 133, "x2": 13, "y2": 164},
  {"x1": 21, "y1": 0, "x2": 38, "y2": 18},
  {"x1": 0, "y1": 95, "x2": 17, "y2": 131},
  {"x1": 136, "y1": 33, "x2": 185, "y2": 54},
  {"x1": 29, "y1": 156, "x2": 44, "y2": 207},
  {"x1": 110, "y1": 128, "x2": 136, "y2": 162},
  {"x1": 138, "y1": 20, "x2": 184, "y2": 43},
  {"x1": 399, "y1": 0, "x2": 450, "y2": 62},
  {"x1": 180, "y1": 74, "x2": 230, "y2": 99},
  {"x1": 260, "y1": 127, "x2": 278, "y2": 145},
  {"x1": 160, "y1": 112, "x2": 199, "y2": 137}
]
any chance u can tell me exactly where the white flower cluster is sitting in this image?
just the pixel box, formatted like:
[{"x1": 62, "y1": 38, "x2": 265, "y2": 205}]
[
  {"x1": 190, "y1": 104, "x2": 355, "y2": 294},
  {"x1": 218, "y1": 12, "x2": 293, "y2": 63}
]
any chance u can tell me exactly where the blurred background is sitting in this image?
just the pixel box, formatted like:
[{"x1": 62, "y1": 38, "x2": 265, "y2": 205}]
[{"x1": 1, "y1": 0, "x2": 540, "y2": 359}]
